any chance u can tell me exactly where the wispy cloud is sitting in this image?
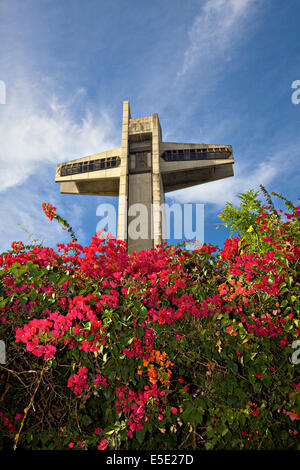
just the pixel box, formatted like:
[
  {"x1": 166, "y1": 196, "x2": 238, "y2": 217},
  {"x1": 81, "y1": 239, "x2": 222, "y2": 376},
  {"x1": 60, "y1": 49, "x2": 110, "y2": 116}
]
[
  {"x1": 179, "y1": 0, "x2": 257, "y2": 76},
  {"x1": 0, "y1": 81, "x2": 118, "y2": 192},
  {"x1": 0, "y1": 76, "x2": 119, "y2": 251}
]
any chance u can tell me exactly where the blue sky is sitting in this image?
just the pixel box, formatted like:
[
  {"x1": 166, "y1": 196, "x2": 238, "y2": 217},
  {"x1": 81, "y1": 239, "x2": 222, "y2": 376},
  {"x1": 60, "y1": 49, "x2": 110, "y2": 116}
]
[{"x1": 0, "y1": 0, "x2": 299, "y2": 252}]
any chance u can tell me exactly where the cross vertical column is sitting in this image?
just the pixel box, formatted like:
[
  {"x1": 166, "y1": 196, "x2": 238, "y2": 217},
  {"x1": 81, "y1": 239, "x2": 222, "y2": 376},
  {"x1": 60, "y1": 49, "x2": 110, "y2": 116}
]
[
  {"x1": 117, "y1": 101, "x2": 130, "y2": 241},
  {"x1": 151, "y1": 113, "x2": 165, "y2": 247}
]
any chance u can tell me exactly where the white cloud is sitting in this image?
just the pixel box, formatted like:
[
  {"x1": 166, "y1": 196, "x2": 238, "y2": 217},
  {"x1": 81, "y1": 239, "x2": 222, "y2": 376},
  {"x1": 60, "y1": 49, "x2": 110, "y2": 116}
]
[
  {"x1": 0, "y1": 78, "x2": 120, "y2": 251},
  {"x1": 0, "y1": 81, "x2": 118, "y2": 192},
  {"x1": 179, "y1": 0, "x2": 257, "y2": 76}
]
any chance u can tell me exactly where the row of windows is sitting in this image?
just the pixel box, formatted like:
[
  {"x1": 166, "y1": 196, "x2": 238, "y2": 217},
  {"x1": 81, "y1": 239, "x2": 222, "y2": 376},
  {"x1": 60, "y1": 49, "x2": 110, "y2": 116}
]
[
  {"x1": 161, "y1": 148, "x2": 231, "y2": 162},
  {"x1": 59, "y1": 148, "x2": 231, "y2": 176},
  {"x1": 60, "y1": 156, "x2": 121, "y2": 177}
]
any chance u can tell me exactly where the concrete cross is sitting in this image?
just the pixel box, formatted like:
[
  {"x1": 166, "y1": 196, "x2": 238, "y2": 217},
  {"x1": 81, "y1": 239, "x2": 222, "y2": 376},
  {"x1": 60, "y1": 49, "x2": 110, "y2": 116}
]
[{"x1": 55, "y1": 101, "x2": 234, "y2": 253}]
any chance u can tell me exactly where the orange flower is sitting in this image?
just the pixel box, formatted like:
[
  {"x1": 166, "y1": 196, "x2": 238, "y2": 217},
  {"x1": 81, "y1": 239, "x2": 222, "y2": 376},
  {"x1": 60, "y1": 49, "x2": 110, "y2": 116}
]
[
  {"x1": 139, "y1": 349, "x2": 174, "y2": 387},
  {"x1": 42, "y1": 202, "x2": 56, "y2": 221},
  {"x1": 11, "y1": 241, "x2": 24, "y2": 253}
]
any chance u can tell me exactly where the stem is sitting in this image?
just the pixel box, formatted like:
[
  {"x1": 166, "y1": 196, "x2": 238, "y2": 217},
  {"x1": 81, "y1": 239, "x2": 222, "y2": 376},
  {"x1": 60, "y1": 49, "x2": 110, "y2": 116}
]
[{"x1": 13, "y1": 365, "x2": 46, "y2": 450}]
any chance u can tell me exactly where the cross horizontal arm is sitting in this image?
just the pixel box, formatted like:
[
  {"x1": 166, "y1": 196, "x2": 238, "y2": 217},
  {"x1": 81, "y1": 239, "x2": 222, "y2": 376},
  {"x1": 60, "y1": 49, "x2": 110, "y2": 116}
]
[
  {"x1": 159, "y1": 143, "x2": 234, "y2": 192},
  {"x1": 55, "y1": 147, "x2": 122, "y2": 196}
]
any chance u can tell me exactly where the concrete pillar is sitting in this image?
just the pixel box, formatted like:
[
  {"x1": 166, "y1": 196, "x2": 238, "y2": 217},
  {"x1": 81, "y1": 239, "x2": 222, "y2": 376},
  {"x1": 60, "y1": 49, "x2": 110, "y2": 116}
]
[
  {"x1": 128, "y1": 172, "x2": 153, "y2": 253},
  {"x1": 152, "y1": 113, "x2": 162, "y2": 248},
  {"x1": 117, "y1": 101, "x2": 130, "y2": 241}
]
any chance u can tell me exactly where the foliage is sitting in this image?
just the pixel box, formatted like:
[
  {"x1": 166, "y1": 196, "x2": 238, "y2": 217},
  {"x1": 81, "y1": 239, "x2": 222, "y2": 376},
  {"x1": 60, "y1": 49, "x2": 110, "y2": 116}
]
[
  {"x1": 217, "y1": 188, "x2": 263, "y2": 237},
  {"x1": 0, "y1": 189, "x2": 299, "y2": 450}
]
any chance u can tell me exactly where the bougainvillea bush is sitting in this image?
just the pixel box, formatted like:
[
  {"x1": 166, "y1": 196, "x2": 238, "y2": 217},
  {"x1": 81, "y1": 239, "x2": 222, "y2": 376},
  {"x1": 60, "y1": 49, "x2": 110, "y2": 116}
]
[{"x1": 0, "y1": 187, "x2": 299, "y2": 450}]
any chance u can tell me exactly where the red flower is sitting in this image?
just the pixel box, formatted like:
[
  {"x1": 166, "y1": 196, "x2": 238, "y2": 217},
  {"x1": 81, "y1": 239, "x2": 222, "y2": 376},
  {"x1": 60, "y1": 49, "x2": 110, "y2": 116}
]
[
  {"x1": 226, "y1": 324, "x2": 238, "y2": 337},
  {"x1": 291, "y1": 383, "x2": 300, "y2": 390},
  {"x1": 220, "y1": 237, "x2": 239, "y2": 260},
  {"x1": 280, "y1": 337, "x2": 288, "y2": 348},
  {"x1": 98, "y1": 439, "x2": 108, "y2": 450},
  {"x1": 42, "y1": 202, "x2": 56, "y2": 221}
]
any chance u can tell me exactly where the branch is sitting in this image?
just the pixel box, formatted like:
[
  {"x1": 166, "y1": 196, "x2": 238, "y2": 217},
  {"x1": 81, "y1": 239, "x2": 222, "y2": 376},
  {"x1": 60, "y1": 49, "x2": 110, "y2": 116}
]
[{"x1": 13, "y1": 365, "x2": 46, "y2": 450}]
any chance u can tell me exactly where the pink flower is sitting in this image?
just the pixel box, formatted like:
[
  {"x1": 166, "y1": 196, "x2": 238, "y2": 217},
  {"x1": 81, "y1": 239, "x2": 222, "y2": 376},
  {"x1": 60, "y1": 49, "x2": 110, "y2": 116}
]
[
  {"x1": 98, "y1": 439, "x2": 108, "y2": 450},
  {"x1": 286, "y1": 410, "x2": 300, "y2": 422},
  {"x1": 291, "y1": 383, "x2": 300, "y2": 390},
  {"x1": 94, "y1": 427, "x2": 102, "y2": 435},
  {"x1": 280, "y1": 337, "x2": 288, "y2": 348},
  {"x1": 69, "y1": 442, "x2": 75, "y2": 448},
  {"x1": 170, "y1": 407, "x2": 178, "y2": 415}
]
